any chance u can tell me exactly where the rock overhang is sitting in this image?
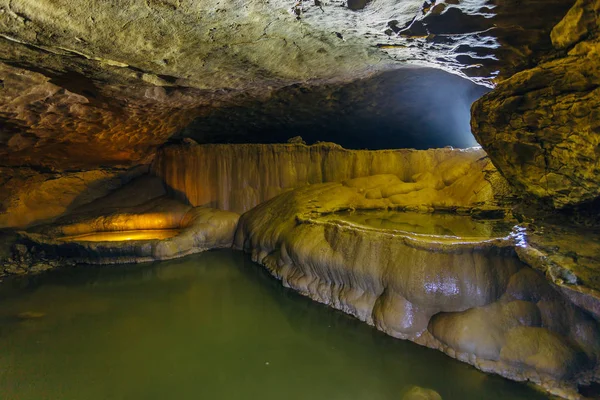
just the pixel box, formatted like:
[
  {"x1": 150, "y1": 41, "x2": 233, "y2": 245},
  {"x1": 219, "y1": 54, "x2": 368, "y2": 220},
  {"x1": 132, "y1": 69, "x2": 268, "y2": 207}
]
[
  {"x1": 0, "y1": 0, "x2": 575, "y2": 169},
  {"x1": 1, "y1": 0, "x2": 595, "y2": 215}
]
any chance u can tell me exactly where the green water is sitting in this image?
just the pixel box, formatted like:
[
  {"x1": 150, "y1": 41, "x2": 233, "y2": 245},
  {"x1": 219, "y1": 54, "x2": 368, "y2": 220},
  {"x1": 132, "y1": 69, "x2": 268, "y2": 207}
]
[
  {"x1": 321, "y1": 211, "x2": 515, "y2": 239},
  {"x1": 0, "y1": 250, "x2": 548, "y2": 400}
]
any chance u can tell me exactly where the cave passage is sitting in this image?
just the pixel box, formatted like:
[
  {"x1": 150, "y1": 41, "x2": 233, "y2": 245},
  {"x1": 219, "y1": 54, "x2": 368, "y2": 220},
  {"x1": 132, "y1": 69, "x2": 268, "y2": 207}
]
[{"x1": 175, "y1": 68, "x2": 490, "y2": 150}]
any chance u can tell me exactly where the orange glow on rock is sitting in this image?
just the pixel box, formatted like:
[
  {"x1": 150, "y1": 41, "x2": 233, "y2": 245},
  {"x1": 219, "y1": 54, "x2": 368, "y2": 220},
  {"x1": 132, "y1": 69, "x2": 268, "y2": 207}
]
[{"x1": 59, "y1": 229, "x2": 180, "y2": 242}]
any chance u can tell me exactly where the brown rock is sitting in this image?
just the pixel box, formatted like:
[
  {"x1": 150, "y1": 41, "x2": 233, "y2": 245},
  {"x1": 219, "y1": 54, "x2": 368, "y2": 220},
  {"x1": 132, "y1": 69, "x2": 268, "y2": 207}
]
[
  {"x1": 153, "y1": 143, "x2": 513, "y2": 214},
  {"x1": 0, "y1": 165, "x2": 147, "y2": 228},
  {"x1": 471, "y1": 0, "x2": 600, "y2": 208}
]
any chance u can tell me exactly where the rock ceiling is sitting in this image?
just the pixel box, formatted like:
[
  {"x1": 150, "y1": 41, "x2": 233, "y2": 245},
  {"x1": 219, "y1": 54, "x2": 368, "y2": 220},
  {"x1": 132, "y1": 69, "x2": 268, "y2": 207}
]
[
  {"x1": 2, "y1": 0, "x2": 599, "y2": 213},
  {"x1": 0, "y1": 0, "x2": 574, "y2": 170}
]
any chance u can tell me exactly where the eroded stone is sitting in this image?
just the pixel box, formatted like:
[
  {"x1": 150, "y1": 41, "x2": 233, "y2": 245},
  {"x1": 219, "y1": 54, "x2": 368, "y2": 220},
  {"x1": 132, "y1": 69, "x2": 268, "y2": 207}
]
[
  {"x1": 152, "y1": 142, "x2": 514, "y2": 214},
  {"x1": 233, "y1": 180, "x2": 600, "y2": 398}
]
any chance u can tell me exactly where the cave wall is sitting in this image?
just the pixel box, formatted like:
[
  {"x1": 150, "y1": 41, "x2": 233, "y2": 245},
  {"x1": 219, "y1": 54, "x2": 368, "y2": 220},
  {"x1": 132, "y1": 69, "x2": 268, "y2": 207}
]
[
  {"x1": 0, "y1": 62, "x2": 203, "y2": 170},
  {"x1": 472, "y1": 0, "x2": 600, "y2": 209},
  {"x1": 152, "y1": 141, "x2": 513, "y2": 214},
  {"x1": 0, "y1": 0, "x2": 594, "y2": 223},
  {"x1": 0, "y1": 0, "x2": 576, "y2": 172},
  {"x1": 0, "y1": 166, "x2": 147, "y2": 229},
  {"x1": 390, "y1": 0, "x2": 575, "y2": 84}
]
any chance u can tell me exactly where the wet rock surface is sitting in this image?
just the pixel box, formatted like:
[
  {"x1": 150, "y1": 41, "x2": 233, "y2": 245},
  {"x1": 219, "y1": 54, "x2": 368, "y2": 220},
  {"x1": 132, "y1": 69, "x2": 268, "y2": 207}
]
[
  {"x1": 25, "y1": 205, "x2": 240, "y2": 265},
  {"x1": 2, "y1": 175, "x2": 239, "y2": 270},
  {"x1": 0, "y1": 229, "x2": 75, "y2": 278},
  {"x1": 514, "y1": 222, "x2": 600, "y2": 321},
  {"x1": 0, "y1": 1, "x2": 598, "y2": 398},
  {"x1": 0, "y1": 165, "x2": 148, "y2": 229},
  {"x1": 234, "y1": 182, "x2": 600, "y2": 399},
  {"x1": 153, "y1": 142, "x2": 514, "y2": 214}
]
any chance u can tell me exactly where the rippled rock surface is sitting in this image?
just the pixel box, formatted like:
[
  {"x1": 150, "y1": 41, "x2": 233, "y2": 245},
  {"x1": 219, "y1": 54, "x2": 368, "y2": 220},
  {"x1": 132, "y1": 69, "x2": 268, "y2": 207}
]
[
  {"x1": 0, "y1": 0, "x2": 575, "y2": 176},
  {"x1": 3, "y1": 176, "x2": 239, "y2": 269},
  {"x1": 234, "y1": 182, "x2": 600, "y2": 399},
  {"x1": 153, "y1": 142, "x2": 514, "y2": 214}
]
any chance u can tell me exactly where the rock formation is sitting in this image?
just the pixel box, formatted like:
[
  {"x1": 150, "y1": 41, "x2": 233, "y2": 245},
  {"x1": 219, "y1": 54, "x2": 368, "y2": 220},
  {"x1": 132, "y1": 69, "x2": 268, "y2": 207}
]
[
  {"x1": 5, "y1": 176, "x2": 239, "y2": 268},
  {"x1": 472, "y1": 0, "x2": 600, "y2": 209},
  {"x1": 152, "y1": 142, "x2": 514, "y2": 214},
  {"x1": 25, "y1": 205, "x2": 239, "y2": 265},
  {"x1": 0, "y1": 0, "x2": 585, "y2": 220},
  {"x1": 234, "y1": 180, "x2": 600, "y2": 399},
  {"x1": 0, "y1": 0, "x2": 577, "y2": 172},
  {"x1": 0, "y1": 165, "x2": 147, "y2": 229}
]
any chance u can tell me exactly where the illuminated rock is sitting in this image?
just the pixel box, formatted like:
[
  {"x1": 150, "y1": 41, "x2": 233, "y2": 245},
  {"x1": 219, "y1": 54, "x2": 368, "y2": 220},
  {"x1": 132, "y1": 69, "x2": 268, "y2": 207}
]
[
  {"x1": 472, "y1": 0, "x2": 600, "y2": 208},
  {"x1": 25, "y1": 204, "x2": 239, "y2": 265},
  {"x1": 0, "y1": 165, "x2": 147, "y2": 229},
  {"x1": 152, "y1": 142, "x2": 514, "y2": 215},
  {"x1": 19, "y1": 178, "x2": 240, "y2": 265},
  {"x1": 514, "y1": 222, "x2": 600, "y2": 321},
  {"x1": 234, "y1": 182, "x2": 600, "y2": 398},
  {"x1": 0, "y1": 0, "x2": 574, "y2": 173}
]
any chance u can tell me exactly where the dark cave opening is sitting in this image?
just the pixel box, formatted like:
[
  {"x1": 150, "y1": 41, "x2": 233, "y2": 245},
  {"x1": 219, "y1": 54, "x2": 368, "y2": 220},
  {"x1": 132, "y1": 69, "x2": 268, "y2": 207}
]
[{"x1": 174, "y1": 67, "x2": 490, "y2": 150}]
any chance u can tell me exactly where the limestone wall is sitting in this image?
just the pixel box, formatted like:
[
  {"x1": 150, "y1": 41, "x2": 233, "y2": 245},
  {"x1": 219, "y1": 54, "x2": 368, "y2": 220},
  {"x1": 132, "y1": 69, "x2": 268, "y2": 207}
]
[
  {"x1": 0, "y1": 165, "x2": 147, "y2": 229},
  {"x1": 152, "y1": 142, "x2": 514, "y2": 214},
  {"x1": 471, "y1": 0, "x2": 600, "y2": 208}
]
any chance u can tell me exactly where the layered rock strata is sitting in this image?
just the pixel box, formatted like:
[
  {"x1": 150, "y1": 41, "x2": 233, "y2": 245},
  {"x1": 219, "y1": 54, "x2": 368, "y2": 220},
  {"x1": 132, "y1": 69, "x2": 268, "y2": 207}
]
[
  {"x1": 234, "y1": 182, "x2": 600, "y2": 399},
  {"x1": 5, "y1": 176, "x2": 239, "y2": 268},
  {"x1": 472, "y1": 0, "x2": 600, "y2": 209},
  {"x1": 515, "y1": 223, "x2": 600, "y2": 321},
  {"x1": 25, "y1": 204, "x2": 239, "y2": 265},
  {"x1": 152, "y1": 142, "x2": 514, "y2": 215},
  {"x1": 0, "y1": 165, "x2": 148, "y2": 229}
]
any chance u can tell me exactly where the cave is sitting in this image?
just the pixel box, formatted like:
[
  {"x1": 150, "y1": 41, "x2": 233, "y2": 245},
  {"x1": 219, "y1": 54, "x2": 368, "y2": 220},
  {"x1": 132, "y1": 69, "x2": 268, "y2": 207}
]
[{"x1": 0, "y1": 0, "x2": 599, "y2": 399}]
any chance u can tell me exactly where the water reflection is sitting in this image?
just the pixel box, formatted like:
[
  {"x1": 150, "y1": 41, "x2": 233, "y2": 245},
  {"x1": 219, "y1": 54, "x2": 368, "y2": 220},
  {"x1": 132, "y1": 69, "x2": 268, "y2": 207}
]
[
  {"x1": 319, "y1": 210, "x2": 515, "y2": 239},
  {"x1": 0, "y1": 251, "x2": 548, "y2": 400}
]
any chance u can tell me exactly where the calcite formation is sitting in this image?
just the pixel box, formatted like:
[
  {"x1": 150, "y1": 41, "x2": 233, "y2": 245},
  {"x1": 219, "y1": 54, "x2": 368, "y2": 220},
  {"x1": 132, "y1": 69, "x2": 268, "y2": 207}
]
[
  {"x1": 152, "y1": 142, "x2": 514, "y2": 214},
  {"x1": 0, "y1": 165, "x2": 147, "y2": 229},
  {"x1": 17, "y1": 176, "x2": 239, "y2": 265},
  {"x1": 26, "y1": 205, "x2": 239, "y2": 265},
  {"x1": 0, "y1": 0, "x2": 598, "y2": 398},
  {"x1": 515, "y1": 222, "x2": 600, "y2": 321},
  {"x1": 472, "y1": 0, "x2": 600, "y2": 208},
  {"x1": 234, "y1": 182, "x2": 600, "y2": 399}
]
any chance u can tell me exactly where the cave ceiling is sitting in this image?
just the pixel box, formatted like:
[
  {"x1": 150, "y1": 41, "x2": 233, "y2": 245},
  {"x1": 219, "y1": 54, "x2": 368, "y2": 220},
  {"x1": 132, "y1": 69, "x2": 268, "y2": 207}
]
[{"x1": 0, "y1": 0, "x2": 575, "y2": 170}]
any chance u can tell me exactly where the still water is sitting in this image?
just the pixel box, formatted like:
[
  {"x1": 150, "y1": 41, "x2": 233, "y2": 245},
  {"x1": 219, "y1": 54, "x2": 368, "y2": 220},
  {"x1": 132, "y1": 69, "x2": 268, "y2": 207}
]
[
  {"x1": 0, "y1": 250, "x2": 548, "y2": 400},
  {"x1": 320, "y1": 211, "x2": 515, "y2": 239}
]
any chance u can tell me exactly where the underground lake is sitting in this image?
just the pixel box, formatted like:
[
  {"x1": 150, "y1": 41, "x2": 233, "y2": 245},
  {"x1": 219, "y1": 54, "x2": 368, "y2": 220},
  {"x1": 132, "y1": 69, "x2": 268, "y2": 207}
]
[{"x1": 0, "y1": 250, "x2": 550, "y2": 400}]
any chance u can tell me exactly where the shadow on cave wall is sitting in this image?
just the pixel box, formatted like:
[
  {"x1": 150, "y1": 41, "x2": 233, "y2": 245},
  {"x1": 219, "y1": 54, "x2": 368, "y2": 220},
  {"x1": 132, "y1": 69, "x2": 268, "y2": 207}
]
[{"x1": 174, "y1": 67, "x2": 490, "y2": 150}]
